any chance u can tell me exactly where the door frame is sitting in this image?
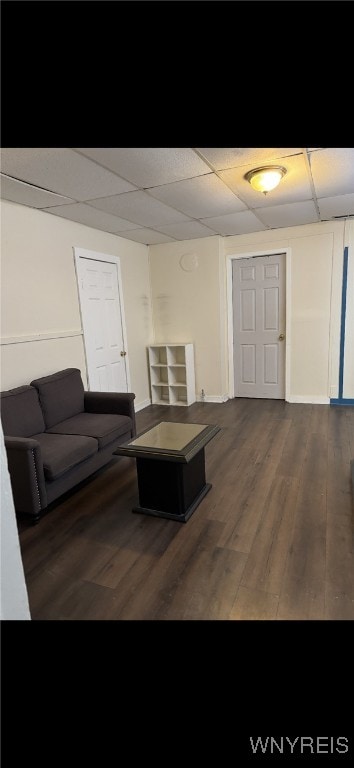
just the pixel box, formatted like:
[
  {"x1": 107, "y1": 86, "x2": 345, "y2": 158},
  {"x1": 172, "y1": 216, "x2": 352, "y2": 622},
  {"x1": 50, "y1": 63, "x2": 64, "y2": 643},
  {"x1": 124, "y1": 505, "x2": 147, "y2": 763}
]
[
  {"x1": 226, "y1": 248, "x2": 291, "y2": 401},
  {"x1": 73, "y1": 247, "x2": 131, "y2": 392}
]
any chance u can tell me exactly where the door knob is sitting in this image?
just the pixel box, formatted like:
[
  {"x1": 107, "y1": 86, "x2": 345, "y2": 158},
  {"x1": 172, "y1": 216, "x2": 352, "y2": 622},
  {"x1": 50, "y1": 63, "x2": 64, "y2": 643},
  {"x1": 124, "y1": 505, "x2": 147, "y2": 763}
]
[
  {"x1": 278, "y1": 333, "x2": 285, "y2": 341},
  {"x1": 120, "y1": 351, "x2": 127, "y2": 357}
]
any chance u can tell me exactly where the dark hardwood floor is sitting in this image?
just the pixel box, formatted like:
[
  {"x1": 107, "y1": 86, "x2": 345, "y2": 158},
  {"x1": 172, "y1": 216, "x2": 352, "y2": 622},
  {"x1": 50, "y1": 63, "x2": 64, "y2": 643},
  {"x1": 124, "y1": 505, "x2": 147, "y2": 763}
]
[{"x1": 18, "y1": 399, "x2": 354, "y2": 620}]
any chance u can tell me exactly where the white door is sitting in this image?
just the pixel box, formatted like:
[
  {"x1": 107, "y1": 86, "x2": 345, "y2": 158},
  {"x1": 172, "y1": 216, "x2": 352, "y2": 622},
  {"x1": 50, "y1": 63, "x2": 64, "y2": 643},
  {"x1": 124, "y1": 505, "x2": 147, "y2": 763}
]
[
  {"x1": 75, "y1": 250, "x2": 129, "y2": 392},
  {"x1": 232, "y1": 254, "x2": 286, "y2": 399}
]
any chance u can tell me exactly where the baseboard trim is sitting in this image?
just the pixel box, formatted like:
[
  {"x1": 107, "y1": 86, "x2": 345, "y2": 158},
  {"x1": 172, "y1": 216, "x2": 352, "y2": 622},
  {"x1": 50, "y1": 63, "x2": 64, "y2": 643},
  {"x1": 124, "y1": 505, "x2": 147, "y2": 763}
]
[
  {"x1": 135, "y1": 398, "x2": 152, "y2": 412},
  {"x1": 196, "y1": 394, "x2": 229, "y2": 403},
  {"x1": 134, "y1": 394, "x2": 346, "y2": 408},
  {"x1": 286, "y1": 395, "x2": 330, "y2": 405}
]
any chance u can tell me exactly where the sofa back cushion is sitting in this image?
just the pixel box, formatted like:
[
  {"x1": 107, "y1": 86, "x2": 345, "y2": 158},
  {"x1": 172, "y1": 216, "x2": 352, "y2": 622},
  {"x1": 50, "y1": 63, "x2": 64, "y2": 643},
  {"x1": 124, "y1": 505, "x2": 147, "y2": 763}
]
[
  {"x1": 0, "y1": 385, "x2": 45, "y2": 437},
  {"x1": 30, "y1": 368, "x2": 85, "y2": 429}
]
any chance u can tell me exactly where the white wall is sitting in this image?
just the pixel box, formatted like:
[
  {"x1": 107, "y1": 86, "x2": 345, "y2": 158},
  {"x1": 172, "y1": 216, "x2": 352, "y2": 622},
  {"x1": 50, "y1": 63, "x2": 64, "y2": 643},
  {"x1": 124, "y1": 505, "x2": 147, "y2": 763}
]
[
  {"x1": 149, "y1": 236, "x2": 227, "y2": 401},
  {"x1": 343, "y1": 220, "x2": 354, "y2": 400},
  {"x1": 2, "y1": 201, "x2": 352, "y2": 408},
  {"x1": 0, "y1": 200, "x2": 153, "y2": 409},
  {"x1": 0, "y1": 421, "x2": 31, "y2": 619},
  {"x1": 150, "y1": 220, "x2": 353, "y2": 404},
  {"x1": 289, "y1": 233, "x2": 332, "y2": 399},
  {"x1": 224, "y1": 221, "x2": 348, "y2": 402}
]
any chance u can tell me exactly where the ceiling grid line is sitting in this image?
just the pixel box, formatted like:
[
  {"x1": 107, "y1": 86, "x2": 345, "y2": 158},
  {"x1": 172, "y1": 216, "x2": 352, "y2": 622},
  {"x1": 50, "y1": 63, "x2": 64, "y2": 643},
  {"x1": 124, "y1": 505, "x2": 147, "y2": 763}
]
[{"x1": 302, "y1": 148, "x2": 321, "y2": 220}]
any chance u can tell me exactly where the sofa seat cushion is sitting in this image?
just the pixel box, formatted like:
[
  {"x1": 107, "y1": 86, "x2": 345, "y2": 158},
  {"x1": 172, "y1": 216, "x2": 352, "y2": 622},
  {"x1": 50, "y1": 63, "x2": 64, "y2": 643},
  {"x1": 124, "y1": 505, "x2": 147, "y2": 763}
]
[
  {"x1": 30, "y1": 368, "x2": 85, "y2": 429},
  {"x1": 0, "y1": 385, "x2": 45, "y2": 437},
  {"x1": 32, "y1": 432, "x2": 98, "y2": 481},
  {"x1": 47, "y1": 412, "x2": 132, "y2": 448}
]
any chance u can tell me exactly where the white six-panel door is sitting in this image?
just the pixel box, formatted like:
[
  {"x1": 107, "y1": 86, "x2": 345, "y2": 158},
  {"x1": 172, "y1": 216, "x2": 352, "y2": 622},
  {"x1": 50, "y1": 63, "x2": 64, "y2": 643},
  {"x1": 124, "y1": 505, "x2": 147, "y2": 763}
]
[
  {"x1": 75, "y1": 249, "x2": 129, "y2": 393},
  {"x1": 232, "y1": 254, "x2": 286, "y2": 399}
]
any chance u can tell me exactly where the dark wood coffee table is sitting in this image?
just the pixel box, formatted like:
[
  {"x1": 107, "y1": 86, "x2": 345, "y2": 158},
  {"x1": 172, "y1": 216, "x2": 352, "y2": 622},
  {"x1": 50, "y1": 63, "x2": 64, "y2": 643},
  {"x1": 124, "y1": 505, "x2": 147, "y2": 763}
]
[{"x1": 113, "y1": 421, "x2": 220, "y2": 522}]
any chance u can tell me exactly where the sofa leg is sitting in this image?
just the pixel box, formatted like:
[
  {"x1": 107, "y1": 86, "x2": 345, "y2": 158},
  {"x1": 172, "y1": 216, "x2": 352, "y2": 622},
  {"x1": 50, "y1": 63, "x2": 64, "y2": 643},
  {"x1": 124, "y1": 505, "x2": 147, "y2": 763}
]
[{"x1": 32, "y1": 512, "x2": 43, "y2": 525}]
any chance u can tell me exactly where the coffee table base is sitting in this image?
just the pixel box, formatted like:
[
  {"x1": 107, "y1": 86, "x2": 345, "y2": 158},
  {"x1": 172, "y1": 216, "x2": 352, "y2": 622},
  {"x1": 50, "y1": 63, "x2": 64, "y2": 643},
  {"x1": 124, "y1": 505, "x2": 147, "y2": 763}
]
[
  {"x1": 133, "y1": 483, "x2": 212, "y2": 523},
  {"x1": 133, "y1": 448, "x2": 210, "y2": 523}
]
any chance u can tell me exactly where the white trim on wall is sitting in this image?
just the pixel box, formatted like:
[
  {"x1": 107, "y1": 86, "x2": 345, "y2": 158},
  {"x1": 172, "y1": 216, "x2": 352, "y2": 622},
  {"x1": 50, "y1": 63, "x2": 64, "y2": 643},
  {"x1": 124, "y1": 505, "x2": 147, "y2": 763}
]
[
  {"x1": 287, "y1": 395, "x2": 330, "y2": 405},
  {"x1": 135, "y1": 398, "x2": 152, "y2": 412},
  {"x1": 1, "y1": 331, "x2": 83, "y2": 345},
  {"x1": 196, "y1": 394, "x2": 229, "y2": 403},
  {"x1": 226, "y1": 248, "x2": 292, "y2": 401}
]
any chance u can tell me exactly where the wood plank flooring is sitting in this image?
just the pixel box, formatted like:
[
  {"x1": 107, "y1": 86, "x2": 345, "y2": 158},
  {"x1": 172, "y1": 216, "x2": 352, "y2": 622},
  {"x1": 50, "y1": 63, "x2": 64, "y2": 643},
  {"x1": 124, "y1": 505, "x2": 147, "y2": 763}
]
[{"x1": 18, "y1": 398, "x2": 354, "y2": 620}]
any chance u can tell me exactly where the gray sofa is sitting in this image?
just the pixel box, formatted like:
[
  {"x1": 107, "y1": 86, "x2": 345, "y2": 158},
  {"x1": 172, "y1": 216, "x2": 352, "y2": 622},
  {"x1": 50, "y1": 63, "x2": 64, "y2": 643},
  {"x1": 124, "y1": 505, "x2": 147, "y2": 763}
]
[{"x1": 0, "y1": 368, "x2": 136, "y2": 523}]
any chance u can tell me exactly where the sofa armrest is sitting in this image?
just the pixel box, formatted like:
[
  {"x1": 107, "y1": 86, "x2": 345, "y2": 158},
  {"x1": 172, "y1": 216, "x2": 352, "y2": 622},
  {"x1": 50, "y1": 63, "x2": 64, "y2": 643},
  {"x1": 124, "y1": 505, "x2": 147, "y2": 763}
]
[
  {"x1": 4, "y1": 436, "x2": 47, "y2": 516},
  {"x1": 84, "y1": 391, "x2": 136, "y2": 436}
]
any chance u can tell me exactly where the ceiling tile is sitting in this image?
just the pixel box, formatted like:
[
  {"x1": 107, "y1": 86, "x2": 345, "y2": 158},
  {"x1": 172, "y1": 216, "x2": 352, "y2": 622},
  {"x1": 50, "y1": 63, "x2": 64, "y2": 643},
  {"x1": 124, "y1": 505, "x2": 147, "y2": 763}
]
[
  {"x1": 119, "y1": 228, "x2": 176, "y2": 245},
  {"x1": 255, "y1": 201, "x2": 319, "y2": 228},
  {"x1": 310, "y1": 148, "x2": 354, "y2": 197},
  {"x1": 318, "y1": 193, "x2": 354, "y2": 219},
  {"x1": 154, "y1": 220, "x2": 216, "y2": 240},
  {"x1": 0, "y1": 148, "x2": 136, "y2": 201},
  {"x1": 219, "y1": 154, "x2": 312, "y2": 208},
  {"x1": 0, "y1": 174, "x2": 73, "y2": 208},
  {"x1": 200, "y1": 210, "x2": 266, "y2": 236},
  {"x1": 88, "y1": 190, "x2": 190, "y2": 227},
  {"x1": 75, "y1": 148, "x2": 211, "y2": 188},
  {"x1": 148, "y1": 174, "x2": 246, "y2": 218},
  {"x1": 196, "y1": 148, "x2": 302, "y2": 171},
  {"x1": 1, "y1": 147, "x2": 350, "y2": 239},
  {"x1": 43, "y1": 203, "x2": 141, "y2": 233}
]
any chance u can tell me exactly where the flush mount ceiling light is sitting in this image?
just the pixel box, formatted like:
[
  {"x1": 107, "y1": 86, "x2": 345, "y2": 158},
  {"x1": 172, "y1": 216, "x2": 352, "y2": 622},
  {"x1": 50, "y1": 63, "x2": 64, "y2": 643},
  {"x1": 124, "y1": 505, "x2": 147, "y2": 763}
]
[{"x1": 244, "y1": 165, "x2": 287, "y2": 194}]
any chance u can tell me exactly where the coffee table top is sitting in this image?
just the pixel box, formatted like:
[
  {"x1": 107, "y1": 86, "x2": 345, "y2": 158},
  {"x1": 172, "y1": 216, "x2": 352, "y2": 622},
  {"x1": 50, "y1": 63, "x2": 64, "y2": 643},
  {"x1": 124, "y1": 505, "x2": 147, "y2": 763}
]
[{"x1": 113, "y1": 421, "x2": 220, "y2": 463}]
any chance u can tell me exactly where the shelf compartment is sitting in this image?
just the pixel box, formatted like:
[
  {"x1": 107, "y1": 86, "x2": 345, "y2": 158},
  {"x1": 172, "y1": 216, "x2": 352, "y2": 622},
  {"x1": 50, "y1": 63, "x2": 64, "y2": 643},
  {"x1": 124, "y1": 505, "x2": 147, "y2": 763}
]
[
  {"x1": 167, "y1": 346, "x2": 186, "y2": 365},
  {"x1": 169, "y1": 385, "x2": 188, "y2": 405},
  {"x1": 168, "y1": 366, "x2": 187, "y2": 385},
  {"x1": 151, "y1": 384, "x2": 170, "y2": 404},
  {"x1": 150, "y1": 365, "x2": 169, "y2": 385},
  {"x1": 149, "y1": 346, "x2": 168, "y2": 365}
]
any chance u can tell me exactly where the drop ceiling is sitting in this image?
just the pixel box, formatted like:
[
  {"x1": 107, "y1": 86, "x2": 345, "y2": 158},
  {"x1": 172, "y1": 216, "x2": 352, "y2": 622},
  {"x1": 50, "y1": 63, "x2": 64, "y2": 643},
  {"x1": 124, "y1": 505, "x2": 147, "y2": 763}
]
[{"x1": 1, "y1": 147, "x2": 353, "y2": 244}]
